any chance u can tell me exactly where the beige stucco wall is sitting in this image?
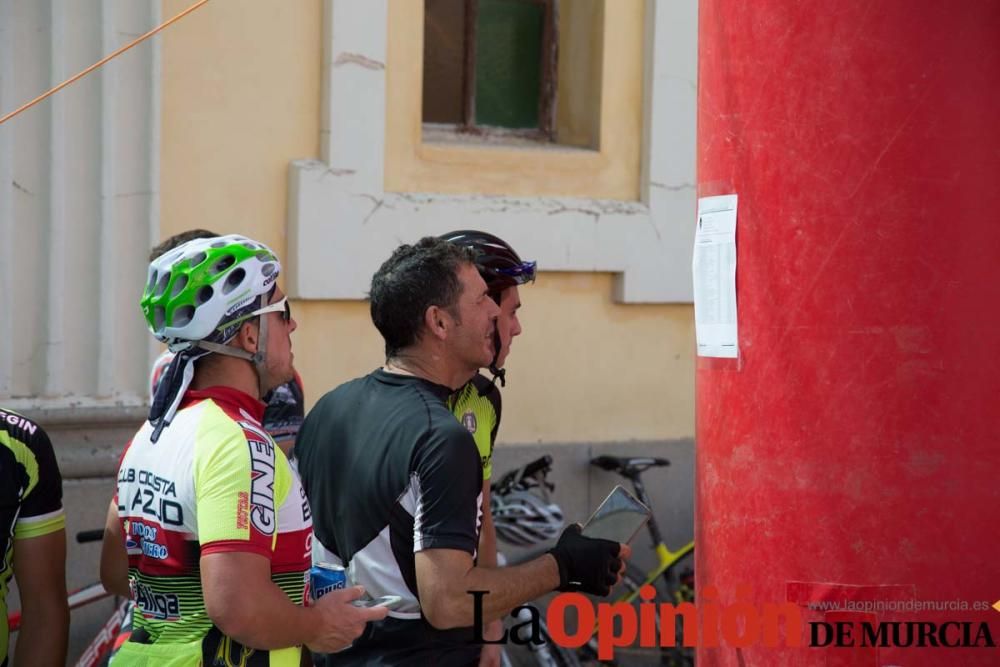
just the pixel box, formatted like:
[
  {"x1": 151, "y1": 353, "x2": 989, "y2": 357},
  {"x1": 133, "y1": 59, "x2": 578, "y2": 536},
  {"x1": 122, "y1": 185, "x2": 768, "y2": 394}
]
[
  {"x1": 159, "y1": 0, "x2": 695, "y2": 443},
  {"x1": 160, "y1": 0, "x2": 321, "y2": 254},
  {"x1": 556, "y1": 0, "x2": 604, "y2": 148}
]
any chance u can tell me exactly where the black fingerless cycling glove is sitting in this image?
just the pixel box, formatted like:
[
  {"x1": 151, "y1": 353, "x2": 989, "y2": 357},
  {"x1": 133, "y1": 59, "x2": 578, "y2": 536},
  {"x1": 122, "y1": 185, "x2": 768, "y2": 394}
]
[{"x1": 547, "y1": 524, "x2": 622, "y2": 596}]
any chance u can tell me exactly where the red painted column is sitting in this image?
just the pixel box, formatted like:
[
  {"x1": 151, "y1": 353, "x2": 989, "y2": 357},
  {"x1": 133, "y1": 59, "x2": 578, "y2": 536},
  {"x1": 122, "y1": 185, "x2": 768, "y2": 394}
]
[{"x1": 696, "y1": 2, "x2": 1000, "y2": 665}]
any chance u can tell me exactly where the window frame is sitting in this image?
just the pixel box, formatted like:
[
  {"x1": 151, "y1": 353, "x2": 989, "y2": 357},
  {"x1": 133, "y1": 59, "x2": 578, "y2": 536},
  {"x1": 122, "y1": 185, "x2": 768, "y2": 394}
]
[
  {"x1": 286, "y1": 0, "x2": 697, "y2": 304},
  {"x1": 423, "y1": 0, "x2": 558, "y2": 140}
]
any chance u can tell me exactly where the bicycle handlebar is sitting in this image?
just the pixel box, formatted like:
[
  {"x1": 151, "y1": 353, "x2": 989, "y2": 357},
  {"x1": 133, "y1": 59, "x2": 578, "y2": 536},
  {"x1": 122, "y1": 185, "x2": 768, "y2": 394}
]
[
  {"x1": 492, "y1": 455, "x2": 555, "y2": 496},
  {"x1": 520, "y1": 455, "x2": 553, "y2": 480}
]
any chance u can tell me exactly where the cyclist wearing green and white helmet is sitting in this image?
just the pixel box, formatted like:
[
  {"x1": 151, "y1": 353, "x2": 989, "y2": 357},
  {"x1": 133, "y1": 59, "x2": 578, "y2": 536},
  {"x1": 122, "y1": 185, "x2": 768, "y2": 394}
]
[
  {"x1": 145, "y1": 229, "x2": 307, "y2": 452},
  {"x1": 100, "y1": 234, "x2": 386, "y2": 666}
]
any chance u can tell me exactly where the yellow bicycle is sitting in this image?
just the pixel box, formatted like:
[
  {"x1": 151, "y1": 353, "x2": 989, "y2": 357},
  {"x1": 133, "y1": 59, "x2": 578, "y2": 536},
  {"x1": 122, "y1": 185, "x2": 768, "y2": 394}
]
[
  {"x1": 582, "y1": 456, "x2": 695, "y2": 666},
  {"x1": 494, "y1": 455, "x2": 694, "y2": 666}
]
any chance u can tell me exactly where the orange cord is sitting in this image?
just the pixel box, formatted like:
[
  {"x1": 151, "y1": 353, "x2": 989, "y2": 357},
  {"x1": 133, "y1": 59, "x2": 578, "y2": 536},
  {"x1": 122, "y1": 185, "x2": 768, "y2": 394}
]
[{"x1": 0, "y1": 0, "x2": 212, "y2": 126}]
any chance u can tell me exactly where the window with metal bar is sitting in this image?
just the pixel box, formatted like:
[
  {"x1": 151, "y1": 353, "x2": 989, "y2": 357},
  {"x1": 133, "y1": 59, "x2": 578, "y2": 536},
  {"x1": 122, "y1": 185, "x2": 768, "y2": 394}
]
[{"x1": 423, "y1": 0, "x2": 558, "y2": 139}]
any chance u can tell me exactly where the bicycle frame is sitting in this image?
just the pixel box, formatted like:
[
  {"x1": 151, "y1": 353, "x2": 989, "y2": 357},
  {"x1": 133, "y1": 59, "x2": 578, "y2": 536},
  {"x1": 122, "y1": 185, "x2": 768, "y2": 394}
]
[
  {"x1": 621, "y1": 541, "x2": 695, "y2": 605},
  {"x1": 494, "y1": 455, "x2": 695, "y2": 665},
  {"x1": 615, "y1": 466, "x2": 694, "y2": 603},
  {"x1": 75, "y1": 599, "x2": 130, "y2": 667},
  {"x1": 571, "y1": 462, "x2": 697, "y2": 658},
  {"x1": 7, "y1": 579, "x2": 110, "y2": 633}
]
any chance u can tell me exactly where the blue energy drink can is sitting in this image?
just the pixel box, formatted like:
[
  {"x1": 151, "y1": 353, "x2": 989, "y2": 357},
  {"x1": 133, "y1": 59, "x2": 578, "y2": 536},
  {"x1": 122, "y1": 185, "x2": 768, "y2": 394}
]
[{"x1": 309, "y1": 562, "x2": 347, "y2": 601}]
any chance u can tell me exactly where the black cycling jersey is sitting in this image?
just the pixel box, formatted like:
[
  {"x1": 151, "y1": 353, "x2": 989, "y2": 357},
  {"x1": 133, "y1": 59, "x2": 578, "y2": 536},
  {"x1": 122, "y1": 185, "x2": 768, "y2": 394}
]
[
  {"x1": 261, "y1": 372, "x2": 306, "y2": 446},
  {"x1": 0, "y1": 409, "x2": 65, "y2": 666},
  {"x1": 295, "y1": 369, "x2": 484, "y2": 666}
]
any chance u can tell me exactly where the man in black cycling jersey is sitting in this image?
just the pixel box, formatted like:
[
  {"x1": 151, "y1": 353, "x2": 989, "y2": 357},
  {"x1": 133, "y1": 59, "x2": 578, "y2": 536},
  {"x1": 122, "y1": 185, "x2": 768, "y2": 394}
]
[
  {"x1": 0, "y1": 410, "x2": 68, "y2": 666},
  {"x1": 440, "y1": 230, "x2": 533, "y2": 666},
  {"x1": 296, "y1": 236, "x2": 630, "y2": 666}
]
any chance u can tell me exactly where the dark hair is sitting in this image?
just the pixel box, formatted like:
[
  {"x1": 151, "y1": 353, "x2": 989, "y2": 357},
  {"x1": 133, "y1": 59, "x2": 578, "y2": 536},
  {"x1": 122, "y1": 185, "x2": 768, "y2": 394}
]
[
  {"x1": 370, "y1": 237, "x2": 478, "y2": 357},
  {"x1": 148, "y1": 229, "x2": 218, "y2": 262}
]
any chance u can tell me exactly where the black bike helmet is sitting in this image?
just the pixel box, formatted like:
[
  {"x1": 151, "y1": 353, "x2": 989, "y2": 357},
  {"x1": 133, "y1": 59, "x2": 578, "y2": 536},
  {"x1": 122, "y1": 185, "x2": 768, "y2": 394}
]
[
  {"x1": 440, "y1": 230, "x2": 536, "y2": 389},
  {"x1": 439, "y1": 230, "x2": 536, "y2": 302}
]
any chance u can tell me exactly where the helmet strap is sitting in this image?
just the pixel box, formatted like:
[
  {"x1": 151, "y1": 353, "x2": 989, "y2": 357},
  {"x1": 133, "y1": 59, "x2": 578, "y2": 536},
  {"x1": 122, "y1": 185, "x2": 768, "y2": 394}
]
[
  {"x1": 251, "y1": 310, "x2": 272, "y2": 400},
  {"x1": 193, "y1": 295, "x2": 272, "y2": 400},
  {"x1": 193, "y1": 340, "x2": 261, "y2": 364},
  {"x1": 483, "y1": 323, "x2": 506, "y2": 393},
  {"x1": 486, "y1": 365, "x2": 506, "y2": 391}
]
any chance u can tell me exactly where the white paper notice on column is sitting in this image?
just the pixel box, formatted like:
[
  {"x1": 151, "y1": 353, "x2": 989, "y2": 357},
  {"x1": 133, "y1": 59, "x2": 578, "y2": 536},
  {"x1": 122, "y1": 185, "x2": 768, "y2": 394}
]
[{"x1": 693, "y1": 195, "x2": 739, "y2": 358}]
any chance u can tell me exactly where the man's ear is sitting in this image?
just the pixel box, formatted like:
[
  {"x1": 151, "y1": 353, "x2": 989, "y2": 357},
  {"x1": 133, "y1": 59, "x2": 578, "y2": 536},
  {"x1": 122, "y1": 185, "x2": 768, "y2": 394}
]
[
  {"x1": 424, "y1": 305, "x2": 449, "y2": 342},
  {"x1": 234, "y1": 321, "x2": 259, "y2": 353}
]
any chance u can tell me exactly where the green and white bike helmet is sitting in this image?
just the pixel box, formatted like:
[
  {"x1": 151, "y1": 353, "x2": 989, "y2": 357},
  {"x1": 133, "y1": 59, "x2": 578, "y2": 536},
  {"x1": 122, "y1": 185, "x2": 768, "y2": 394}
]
[
  {"x1": 141, "y1": 234, "x2": 283, "y2": 439},
  {"x1": 142, "y1": 233, "x2": 281, "y2": 349}
]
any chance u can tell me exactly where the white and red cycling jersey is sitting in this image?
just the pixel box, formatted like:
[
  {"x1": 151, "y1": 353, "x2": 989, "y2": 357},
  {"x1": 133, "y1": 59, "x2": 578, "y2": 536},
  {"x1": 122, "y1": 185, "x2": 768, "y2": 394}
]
[{"x1": 113, "y1": 386, "x2": 311, "y2": 666}]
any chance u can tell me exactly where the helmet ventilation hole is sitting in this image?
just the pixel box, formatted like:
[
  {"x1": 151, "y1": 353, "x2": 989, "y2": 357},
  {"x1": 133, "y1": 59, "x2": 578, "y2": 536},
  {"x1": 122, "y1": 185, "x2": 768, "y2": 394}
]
[
  {"x1": 196, "y1": 285, "x2": 214, "y2": 305},
  {"x1": 154, "y1": 306, "x2": 166, "y2": 331},
  {"x1": 174, "y1": 305, "x2": 195, "y2": 327},
  {"x1": 222, "y1": 267, "x2": 246, "y2": 295},
  {"x1": 212, "y1": 254, "x2": 235, "y2": 275},
  {"x1": 153, "y1": 271, "x2": 171, "y2": 298},
  {"x1": 170, "y1": 274, "x2": 188, "y2": 298},
  {"x1": 189, "y1": 251, "x2": 207, "y2": 268},
  {"x1": 261, "y1": 262, "x2": 276, "y2": 277}
]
